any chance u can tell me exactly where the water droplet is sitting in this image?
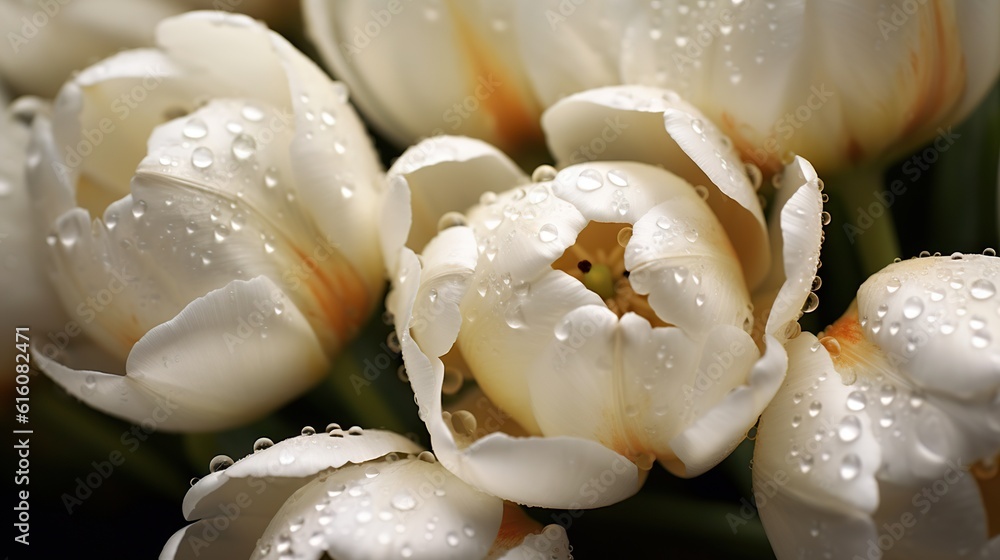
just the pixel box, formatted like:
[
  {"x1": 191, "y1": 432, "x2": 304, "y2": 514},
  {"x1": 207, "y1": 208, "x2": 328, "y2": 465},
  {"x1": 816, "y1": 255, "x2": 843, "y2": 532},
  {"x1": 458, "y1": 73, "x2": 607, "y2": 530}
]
[
  {"x1": 209, "y1": 455, "x2": 234, "y2": 473},
  {"x1": 798, "y1": 454, "x2": 813, "y2": 473},
  {"x1": 802, "y1": 292, "x2": 819, "y2": 313},
  {"x1": 791, "y1": 414, "x2": 802, "y2": 428},
  {"x1": 617, "y1": 226, "x2": 633, "y2": 248},
  {"x1": 607, "y1": 169, "x2": 629, "y2": 187},
  {"x1": 846, "y1": 391, "x2": 867, "y2": 411},
  {"x1": 242, "y1": 104, "x2": 264, "y2": 121},
  {"x1": 837, "y1": 416, "x2": 861, "y2": 442},
  {"x1": 879, "y1": 385, "x2": 896, "y2": 406},
  {"x1": 442, "y1": 368, "x2": 463, "y2": 395},
  {"x1": 691, "y1": 119, "x2": 705, "y2": 134},
  {"x1": 554, "y1": 318, "x2": 572, "y2": 341},
  {"x1": 131, "y1": 199, "x2": 146, "y2": 218},
  {"x1": 182, "y1": 117, "x2": 208, "y2": 139},
  {"x1": 253, "y1": 437, "x2": 274, "y2": 452},
  {"x1": 446, "y1": 532, "x2": 459, "y2": 547},
  {"x1": 231, "y1": 134, "x2": 256, "y2": 161},
  {"x1": 808, "y1": 401, "x2": 822, "y2": 417},
  {"x1": 903, "y1": 296, "x2": 924, "y2": 319},
  {"x1": 301, "y1": 425, "x2": 316, "y2": 436},
  {"x1": 538, "y1": 223, "x2": 559, "y2": 243},
  {"x1": 885, "y1": 277, "x2": 901, "y2": 293},
  {"x1": 973, "y1": 330, "x2": 992, "y2": 349},
  {"x1": 192, "y1": 147, "x2": 214, "y2": 169},
  {"x1": 694, "y1": 185, "x2": 709, "y2": 200},
  {"x1": 576, "y1": 169, "x2": 603, "y2": 191},
  {"x1": 348, "y1": 425, "x2": 364, "y2": 436},
  {"x1": 531, "y1": 164, "x2": 558, "y2": 182},
  {"x1": 839, "y1": 454, "x2": 861, "y2": 480},
  {"x1": 436, "y1": 211, "x2": 467, "y2": 231},
  {"x1": 391, "y1": 491, "x2": 416, "y2": 511},
  {"x1": 365, "y1": 465, "x2": 380, "y2": 478},
  {"x1": 971, "y1": 279, "x2": 996, "y2": 300},
  {"x1": 417, "y1": 451, "x2": 436, "y2": 463}
]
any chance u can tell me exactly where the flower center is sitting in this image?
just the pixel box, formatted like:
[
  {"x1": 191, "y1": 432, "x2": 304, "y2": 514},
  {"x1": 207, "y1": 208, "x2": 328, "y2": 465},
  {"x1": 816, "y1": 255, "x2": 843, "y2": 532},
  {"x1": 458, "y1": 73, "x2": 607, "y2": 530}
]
[{"x1": 552, "y1": 221, "x2": 666, "y2": 327}]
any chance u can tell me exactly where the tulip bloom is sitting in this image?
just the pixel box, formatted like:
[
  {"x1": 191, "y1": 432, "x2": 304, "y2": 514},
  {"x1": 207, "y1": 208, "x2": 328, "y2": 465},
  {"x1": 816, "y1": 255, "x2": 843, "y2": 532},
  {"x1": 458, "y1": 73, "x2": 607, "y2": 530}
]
[
  {"x1": 753, "y1": 254, "x2": 1000, "y2": 559},
  {"x1": 379, "y1": 85, "x2": 825, "y2": 507},
  {"x1": 304, "y1": 0, "x2": 999, "y2": 173},
  {"x1": 0, "y1": 0, "x2": 297, "y2": 97},
  {"x1": 161, "y1": 426, "x2": 572, "y2": 560},
  {"x1": 26, "y1": 12, "x2": 386, "y2": 431}
]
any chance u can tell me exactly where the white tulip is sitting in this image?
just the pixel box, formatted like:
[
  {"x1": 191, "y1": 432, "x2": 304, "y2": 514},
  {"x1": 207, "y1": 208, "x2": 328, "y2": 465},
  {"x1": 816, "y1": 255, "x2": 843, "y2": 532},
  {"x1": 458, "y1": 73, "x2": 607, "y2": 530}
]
[
  {"x1": 752, "y1": 254, "x2": 1000, "y2": 559},
  {"x1": 0, "y1": 0, "x2": 298, "y2": 97},
  {"x1": 304, "y1": 0, "x2": 1000, "y2": 173},
  {"x1": 160, "y1": 425, "x2": 572, "y2": 560},
  {"x1": 379, "y1": 85, "x2": 826, "y2": 508},
  {"x1": 26, "y1": 12, "x2": 386, "y2": 432}
]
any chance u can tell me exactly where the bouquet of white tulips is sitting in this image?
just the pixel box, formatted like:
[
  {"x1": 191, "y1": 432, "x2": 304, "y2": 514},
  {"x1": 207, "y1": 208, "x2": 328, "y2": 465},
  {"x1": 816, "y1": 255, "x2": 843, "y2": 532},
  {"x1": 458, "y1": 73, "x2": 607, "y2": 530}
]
[{"x1": 3, "y1": 2, "x2": 998, "y2": 559}]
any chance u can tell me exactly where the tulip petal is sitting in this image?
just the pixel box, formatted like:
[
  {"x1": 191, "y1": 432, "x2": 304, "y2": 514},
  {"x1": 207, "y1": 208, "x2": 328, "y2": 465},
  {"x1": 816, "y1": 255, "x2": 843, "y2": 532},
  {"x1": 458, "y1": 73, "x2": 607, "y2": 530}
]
[
  {"x1": 669, "y1": 333, "x2": 785, "y2": 477},
  {"x1": 857, "y1": 255, "x2": 1000, "y2": 399},
  {"x1": 755, "y1": 482, "x2": 878, "y2": 560},
  {"x1": 37, "y1": 276, "x2": 328, "y2": 432},
  {"x1": 394, "y1": 249, "x2": 639, "y2": 508},
  {"x1": 526, "y1": 304, "x2": 621, "y2": 451},
  {"x1": 387, "y1": 135, "x2": 529, "y2": 254},
  {"x1": 760, "y1": 156, "x2": 825, "y2": 341},
  {"x1": 255, "y1": 457, "x2": 502, "y2": 560},
  {"x1": 0, "y1": 110, "x2": 69, "y2": 366},
  {"x1": 458, "y1": 269, "x2": 603, "y2": 434},
  {"x1": 754, "y1": 333, "x2": 882, "y2": 516},
  {"x1": 496, "y1": 524, "x2": 572, "y2": 560},
  {"x1": 873, "y1": 475, "x2": 991, "y2": 560},
  {"x1": 304, "y1": 0, "x2": 541, "y2": 151},
  {"x1": 163, "y1": 429, "x2": 422, "y2": 560},
  {"x1": 625, "y1": 195, "x2": 751, "y2": 337},
  {"x1": 542, "y1": 85, "x2": 769, "y2": 288},
  {"x1": 409, "y1": 226, "x2": 479, "y2": 359},
  {"x1": 183, "y1": 430, "x2": 422, "y2": 519}
]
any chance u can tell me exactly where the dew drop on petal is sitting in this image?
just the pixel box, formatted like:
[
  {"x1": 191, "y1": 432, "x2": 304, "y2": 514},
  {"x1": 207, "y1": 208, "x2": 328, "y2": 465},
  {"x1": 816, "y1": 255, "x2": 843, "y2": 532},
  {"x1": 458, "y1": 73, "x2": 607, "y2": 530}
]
[
  {"x1": 209, "y1": 455, "x2": 234, "y2": 473},
  {"x1": 131, "y1": 199, "x2": 147, "y2": 218},
  {"x1": 391, "y1": 492, "x2": 416, "y2": 511},
  {"x1": 253, "y1": 437, "x2": 274, "y2": 452},
  {"x1": 846, "y1": 391, "x2": 867, "y2": 411},
  {"x1": 840, "y1": 454, "x2": 861, "y2": 480},
  {"x1": 182, "y1": 117, "x2": 208, "y2": 139},
  {"x1": 576, "y1": 169, "x2": 603, "y2": 192},
  {"x1": 192, "y1": 147, "x2": 214, "y2": 169},
  {"x1": 837, "y1": 416, "x2": 861, "y2": 443},
  {"x1": 231, "y1": 134, "x2": 257, "y2": 161},
  {"x1": 903, "y1": 296, "x2": 924, "y2": 319},
  {"x1": 538, "y1": 223, "x2": 559, "y2": 243},
  {"x1": 971, "y1": 279, "x2": 996, "y2": 300}
]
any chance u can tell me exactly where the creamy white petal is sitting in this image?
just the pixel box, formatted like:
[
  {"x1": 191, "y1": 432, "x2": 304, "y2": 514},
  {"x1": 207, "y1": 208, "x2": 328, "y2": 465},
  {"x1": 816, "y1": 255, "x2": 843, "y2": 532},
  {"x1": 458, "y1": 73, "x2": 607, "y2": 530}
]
[
  {"x1": 388, "y1": 135, "x2": 528, "y2": 254},
  {"x1": 256, "y1": 457, "x2": 502, "y2": 560},
  {"x1": 875, "y1": 475, "x2": 991, "y2": 560},
  {"x1": 37, "y1": 276, "x2": 328, "y2": 432},
  {"x1": 0, "y1": 109, "x2": 68, "y2": 367},
  {"x1": 304, "y1": 0, "x2": 541, "y2": 151},
  {"x1": 761, "y1": 157, "x2": 825, "y2": 341},
  {"x1": 542, "y1": 85, "x2": 769, "y2": 288},
  {"x1": 625, "y1": 196, "x2": 750, "y2": 337},
  {"x1": 496, "y1": 524, "x2": 572, "y2": 560},
  {"x1": 458, "y1": 269, "x2": 604, "y2": 434},
  {"x1": 410, "y1": 226, "x2": 479, "y2": 359},
  {"x1": 754, "y1": 333, "x2": 882, "y2": 515},
  {"x1": 668, "y1": 333, "x2": 783, "y2": 477},
  {"x1": 755, "y1": 481, "x2": 878, "y2": 560},
  {"x1": 856, "y1": 255, "x2": 1000, "y2": 399},
  {"x1": 163, "y1": 429, "x2": 422, "y2": 560},
  {"x1": 393, "y1": 249, "x2": 640, "y2": 508}
]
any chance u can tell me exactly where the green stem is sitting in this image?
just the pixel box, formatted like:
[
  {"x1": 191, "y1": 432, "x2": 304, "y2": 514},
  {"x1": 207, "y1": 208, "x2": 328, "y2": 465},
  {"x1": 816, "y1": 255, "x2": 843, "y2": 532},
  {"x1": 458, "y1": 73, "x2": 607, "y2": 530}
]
[{"x1": 827, "y1": 166, "x2": 901, "y2": 276}]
